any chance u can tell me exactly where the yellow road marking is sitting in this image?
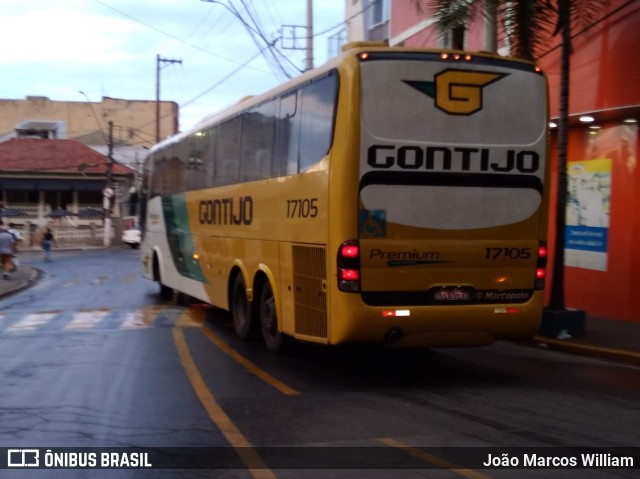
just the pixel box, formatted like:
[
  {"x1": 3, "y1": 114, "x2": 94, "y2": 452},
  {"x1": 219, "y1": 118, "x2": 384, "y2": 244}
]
[
  {"x1": 175, "y1": 308, "x2": 297, "y2": 395},
  {"x1": 200, "y1": 326, "x2": 299, "y2": 396},
  {"x1": 175, "y1": 307, "x2": 207, "y2": 328},
  {"x1": 173, "y1": 327, "x2": 278, "y2": 479},
  {"x1": 378, "y1": 438, "x2": 492, "y2": 479}
]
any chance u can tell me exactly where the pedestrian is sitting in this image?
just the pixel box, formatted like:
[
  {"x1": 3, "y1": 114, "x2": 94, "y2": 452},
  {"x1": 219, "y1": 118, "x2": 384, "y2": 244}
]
[
  {"x1": 42, "y1": 228, "x2": 54, "y2": 261},
  {"x1": 8, "y1": 223, "x2": 22, "y2": 271},
  {"x1": 0, "y1": 220, "x2": 16, "y2": 279}
]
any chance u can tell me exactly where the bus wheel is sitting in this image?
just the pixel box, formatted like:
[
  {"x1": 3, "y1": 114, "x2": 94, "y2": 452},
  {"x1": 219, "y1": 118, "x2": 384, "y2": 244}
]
[
  {"x1": 159, "y1": 282, "x2": 173, "y2": 301},
  {"x1": 231, "y1": 275, "x2": 253, "y2": 339},
  {"x1": 155, "y1": 256, "x2": 173, "y2": 300},
  {"x1": 259, "y1": 281, "x2": 286, "y2": 354}
]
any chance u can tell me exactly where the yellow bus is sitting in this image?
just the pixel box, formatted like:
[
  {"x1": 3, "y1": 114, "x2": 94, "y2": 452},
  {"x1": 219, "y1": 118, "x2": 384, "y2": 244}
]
[{"x1": 141, "y1": 43, "x2": 549, "y2": 353}]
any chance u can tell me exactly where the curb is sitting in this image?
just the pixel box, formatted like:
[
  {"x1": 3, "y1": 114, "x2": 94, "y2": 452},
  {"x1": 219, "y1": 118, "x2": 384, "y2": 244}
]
[
  {"x1": 530, "y1": 335, "x2": 640, "y2": 366},
  {"x1": 0, "y1": 267, "x2": 41, "y2": 299}
]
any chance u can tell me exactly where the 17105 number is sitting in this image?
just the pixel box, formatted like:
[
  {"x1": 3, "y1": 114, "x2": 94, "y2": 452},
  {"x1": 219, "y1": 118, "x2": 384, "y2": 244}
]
[
  {"x1": 286, "y1": 198, "x2": 318, "y2": 218},
  {"x1": 485, "y1": 247, "x2": 532, "y2": 260}
]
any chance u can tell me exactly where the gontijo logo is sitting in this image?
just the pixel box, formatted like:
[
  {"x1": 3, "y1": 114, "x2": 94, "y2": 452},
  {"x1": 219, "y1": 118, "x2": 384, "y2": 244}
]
[{"x1": 404, "y1": 69, "x2": 508, "y2": 115}]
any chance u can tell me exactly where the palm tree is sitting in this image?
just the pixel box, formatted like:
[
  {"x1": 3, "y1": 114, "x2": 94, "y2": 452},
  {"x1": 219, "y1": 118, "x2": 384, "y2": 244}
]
[{"x1": 415, "y1": 0, "x2": 609, "y2": 312}]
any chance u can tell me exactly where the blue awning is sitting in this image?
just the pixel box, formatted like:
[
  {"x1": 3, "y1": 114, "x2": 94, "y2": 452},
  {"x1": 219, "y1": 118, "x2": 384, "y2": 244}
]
[
  {"x1": 0, "y1": 179, "x2": 38, "y2": 190},
  {"x1": 38, "y1": 179, "x2": 73, "y2": 191},
  {"x1": 1, "y1": 178, "x2": 106, "y2": 191},
  {"x1": 73, "y1": 180, "x2": 104, "y2": 191}
]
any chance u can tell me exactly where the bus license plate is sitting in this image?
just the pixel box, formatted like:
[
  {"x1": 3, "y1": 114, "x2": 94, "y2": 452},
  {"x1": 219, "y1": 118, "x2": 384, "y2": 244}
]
[{"x1": 434, "y1": 287, "x2": 471, "y2": 301}]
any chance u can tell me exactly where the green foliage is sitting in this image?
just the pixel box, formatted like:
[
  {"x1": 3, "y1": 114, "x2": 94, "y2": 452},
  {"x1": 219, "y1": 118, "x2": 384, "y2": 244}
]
[{"x1": 415, "y1": 0, "x2": 609, "y2": 61}]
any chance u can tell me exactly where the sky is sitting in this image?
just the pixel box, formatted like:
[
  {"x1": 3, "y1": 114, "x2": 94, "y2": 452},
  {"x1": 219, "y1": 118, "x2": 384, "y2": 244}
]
[{"x1": 0, "y1": 0, "x2": 346, "y2": 133}]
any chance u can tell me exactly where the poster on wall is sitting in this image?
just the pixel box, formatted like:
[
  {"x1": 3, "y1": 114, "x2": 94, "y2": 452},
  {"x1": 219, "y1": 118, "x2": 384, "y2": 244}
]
[
  {"x1": 565, "y1": 124, "x2": 638, "y2": 271},
  {"x1": 565, "y1": 158, "x2": 611, "y2": 271}
]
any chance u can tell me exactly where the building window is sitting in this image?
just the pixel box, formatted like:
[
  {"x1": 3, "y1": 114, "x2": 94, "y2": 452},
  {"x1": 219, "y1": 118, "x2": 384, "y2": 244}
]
[
  {"x1": 438, "y1": 24, "x2": 465, "y2": 50},
  {"x1": 328, "y1": 29, "x2": 346, "y2": 58},
  {"x1": 369, "y1": 0, "x2": 389, "y2": 27}
]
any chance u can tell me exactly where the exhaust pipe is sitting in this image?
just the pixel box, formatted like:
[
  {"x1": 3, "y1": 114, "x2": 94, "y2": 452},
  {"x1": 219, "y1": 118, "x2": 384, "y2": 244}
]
[{"x1": 384, "y1": 327, "x2": 404, "y2": 344}]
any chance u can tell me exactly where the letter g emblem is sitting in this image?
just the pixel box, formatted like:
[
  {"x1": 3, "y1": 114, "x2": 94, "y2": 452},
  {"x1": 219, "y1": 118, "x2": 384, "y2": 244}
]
[
  {"x1": 435, "y1": 70, "x2": 506, "y2": 115},
  {"x1": 404, "y1": 69, "x2": 508, "y2": 116}
]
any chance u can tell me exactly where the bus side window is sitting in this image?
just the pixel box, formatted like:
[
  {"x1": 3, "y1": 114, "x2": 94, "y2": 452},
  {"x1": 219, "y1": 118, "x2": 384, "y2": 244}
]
[
  {"x1": 202, "y1": 126, "x2": 216, "y2": 188},
  {"x1": 150, "y1": 153, "x2": 161, "y2": 197},
  {"x1": 185, "y1": 134, "x2": 205, "y2": 191},
  {"x1": 154, "y1": 147, "x2": 179, "y2": 196},
  {"x1": 241, "y1": 100, "x2": 276, "y2": 181},
  {"x1": 168, "y1": 155, "x2": 183, "y2": 193},
  {"x1": 215, "y1": 117, "x2": 241, "y2": 186},
  {"x1": 274, "y1": 91, "x2": 299, "y2": 176},
  {"x1": 298, "y1": 72, "x2": 338, "y2": 172}
]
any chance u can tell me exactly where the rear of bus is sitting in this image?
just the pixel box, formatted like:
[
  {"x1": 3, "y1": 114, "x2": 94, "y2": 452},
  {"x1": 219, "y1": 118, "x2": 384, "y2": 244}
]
[{"x1": 334, "y1": 49, "x2": 549, "y2": 348}]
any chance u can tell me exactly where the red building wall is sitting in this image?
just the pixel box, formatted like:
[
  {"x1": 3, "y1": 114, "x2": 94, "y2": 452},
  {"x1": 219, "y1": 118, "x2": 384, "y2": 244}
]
[
  {"x1": 540, "y1": 0, "x2": 640, "y2": 323},
  {"x1": 391, "y1": 0, "x2": 640, "y2": 322},
  {"x1": 540, "y1": 0, "x2": 640, "y2": 116},
  {"x1": 547, "y1": 125, "x2": 640, "y2": 322}
]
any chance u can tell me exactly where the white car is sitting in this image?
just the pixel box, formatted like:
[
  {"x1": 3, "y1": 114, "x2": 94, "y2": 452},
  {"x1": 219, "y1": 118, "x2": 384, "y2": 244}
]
[{"x1": 122, "y1": 227, "x2": 141, "y2": 248}]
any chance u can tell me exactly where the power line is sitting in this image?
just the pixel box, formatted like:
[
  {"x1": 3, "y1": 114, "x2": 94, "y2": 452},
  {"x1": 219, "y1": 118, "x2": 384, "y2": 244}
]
[
  {"x1": 88, "y1": 1, "x2": 345, "y2": 138},
  {"x1": 313, "y1": 1, "x2": 376, "y2": 37},
  {"x1": 78, "y1": 91, "x2": 109, "y2": 145},
  {"x1": 181, "y1": 46, "x2": 266, "y2": 109},
  {"x1": 131, "y1": 44, "x2": 268, "y2": 136},
  {"x1": 237, "y1": 0, "x2": 294, "y2": 78},
  {"x1": 201, "y1": 0, "x2": 293, "y2": 81},
  {"x1": 260, "y1": 0, "x2": 284, "y2": 33},
  {"x1": 241, "y1": 0, "x2": 304, "y2": 75},
  {"x1": 233, "y1": 0, "x2": 290, "y2": 79},
  {"x1": 90, "y1": 0, "x2": 269, "y2": 73}
]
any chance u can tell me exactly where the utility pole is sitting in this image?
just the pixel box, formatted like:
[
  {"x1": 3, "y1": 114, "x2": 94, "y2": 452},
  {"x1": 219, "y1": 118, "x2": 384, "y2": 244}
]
[
  {"x1": 305, "y1": 0, "x2": 313, "y2": 71},
  {"x1": 103, "y1": 121, "x2": 115, "y2": 247},
  {"x1": 281, "y1": 0, "x2": 314, "y2": 71},
  {"x1": 107, "y1": 120, "x2": 114, "y2": 186},
  {"x1": 156, "y1": 54, "x2": 182, "y2": 143}
]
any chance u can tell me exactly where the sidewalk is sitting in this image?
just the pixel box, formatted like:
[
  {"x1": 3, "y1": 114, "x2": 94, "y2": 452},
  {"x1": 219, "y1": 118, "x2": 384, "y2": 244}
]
[
  {"x1": 0, "y1": 263, "x2": 638, "y2": 365},
  {"x1": 530, "y1": 315, "x2": 640, "y2": 365},
  {"x1": 0, "y1": 262, "x2": 40, "y2": 298}
]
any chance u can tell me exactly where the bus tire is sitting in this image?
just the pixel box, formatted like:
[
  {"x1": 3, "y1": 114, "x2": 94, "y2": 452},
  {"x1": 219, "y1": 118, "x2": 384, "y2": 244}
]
[
  {"x1": 259, "y1": 281, "x2": 286, "y2": 354},
  {"x1": 159, "y1": 282, "x2": 173, "y2": 300},
  {"x1": 154, "y1": 255, "x2": 173, "y2": 300},
  {"x1": 231, "y1": 274, "x2": 254, "y2": 339}
]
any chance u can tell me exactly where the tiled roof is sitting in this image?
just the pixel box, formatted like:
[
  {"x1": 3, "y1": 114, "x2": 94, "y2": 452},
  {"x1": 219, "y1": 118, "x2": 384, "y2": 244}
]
[{"x1": 0, "y1": 138, "x2": 133, "y2": 176}]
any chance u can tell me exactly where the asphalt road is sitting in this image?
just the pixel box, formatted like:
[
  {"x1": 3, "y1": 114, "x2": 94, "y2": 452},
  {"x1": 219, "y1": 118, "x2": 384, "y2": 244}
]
[{"x1": 0, "y1": 247, "x2": 638, "y2": 479}]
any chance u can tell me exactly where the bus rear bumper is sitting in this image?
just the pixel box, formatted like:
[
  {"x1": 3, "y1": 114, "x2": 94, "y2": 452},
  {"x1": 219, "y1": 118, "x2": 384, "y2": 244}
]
[{"x1": 329, "y1": 293, "x2": 544, "y2": 348}]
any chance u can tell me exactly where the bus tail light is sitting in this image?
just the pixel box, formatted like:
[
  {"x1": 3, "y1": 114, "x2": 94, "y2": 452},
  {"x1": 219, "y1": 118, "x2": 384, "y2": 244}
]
[
  {"x1": 338, "y1": 240, "x2": 360, "y2": 292},
  {"x1": 535, "y1": 241, "x2": 548, "y2": 290},
  {"x1": 340, "y1": 269, "x2": 359, "y2": 281},
  {"x1": 382, "y1": 310, "x2": 411, "y2": 317}
]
